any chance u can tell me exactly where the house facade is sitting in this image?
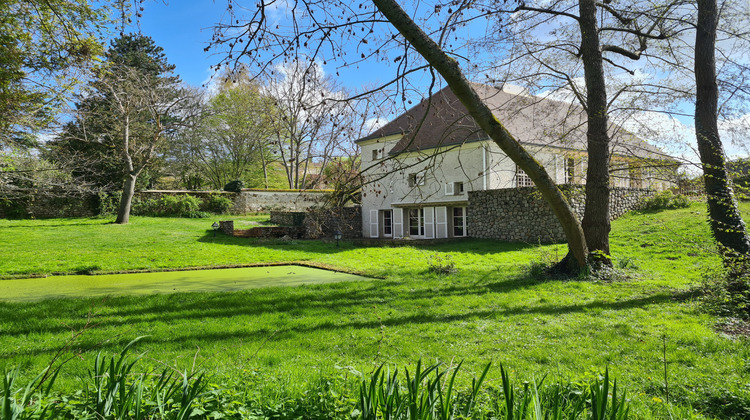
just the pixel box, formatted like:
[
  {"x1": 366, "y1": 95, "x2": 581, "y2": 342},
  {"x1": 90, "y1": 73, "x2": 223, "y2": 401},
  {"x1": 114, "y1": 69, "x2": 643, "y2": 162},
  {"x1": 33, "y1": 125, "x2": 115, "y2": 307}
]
[{"x1": 356, "y1": 84, "x2": 676, "y2": 240}]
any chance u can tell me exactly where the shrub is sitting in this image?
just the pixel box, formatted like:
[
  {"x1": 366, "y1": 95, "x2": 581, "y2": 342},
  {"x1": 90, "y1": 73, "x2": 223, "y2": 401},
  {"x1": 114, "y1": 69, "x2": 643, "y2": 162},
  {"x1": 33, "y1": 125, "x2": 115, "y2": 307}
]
[
  {"x1": 223, "y1": 180, "x2": 244, "y2": 193},
  {"x1": 96, "y1": 191, "x2": 121, "y2": 216},
  {"x1": 699, "y1": 259, "x2": 750, "y2": 319},
  {"x1": 0, "y1": 198, "x2": 29, "y2": 219},
  {"x1": 642, "y1": 191, "x2": 692, "y2": 211},
  {"x1": 203, "y1": 194, "x2": 234, "y2": 214},
  {"x1": 426, "y1": 253, "x2": 457, "y2": 275},
  {"x1": 132, "y1": 194, "x2": 209, "y2": 218}
]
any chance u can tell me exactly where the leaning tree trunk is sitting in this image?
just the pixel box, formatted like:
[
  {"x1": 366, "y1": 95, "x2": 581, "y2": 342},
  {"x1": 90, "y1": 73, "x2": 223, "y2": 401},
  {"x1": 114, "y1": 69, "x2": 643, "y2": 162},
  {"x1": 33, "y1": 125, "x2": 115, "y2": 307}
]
[
  {"x1": 695, "y1": 0, "x2": 750, "y2": 260},
  {"x1": 577, "y1": 0, "x2": 612, "y2": 265},
  {"x1": 372, "y1": 0, "x2": 588, "y2": 269},
  {"x1": 115, "y1": 172, "x2": 138, "y2": 224}
]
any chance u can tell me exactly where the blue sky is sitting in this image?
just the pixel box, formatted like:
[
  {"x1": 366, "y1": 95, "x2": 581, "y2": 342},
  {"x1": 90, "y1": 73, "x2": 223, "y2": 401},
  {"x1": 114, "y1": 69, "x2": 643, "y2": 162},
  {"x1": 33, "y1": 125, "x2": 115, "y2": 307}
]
[
  {"x1": 135, "y1": 0, "x2": 389, "y2": 90},
  {"x1": 131, "y1": 1, "x2": 746, "y2": 162},
  {"x1": 137, "y1": 1, "x2": 229, "y2": 87}
]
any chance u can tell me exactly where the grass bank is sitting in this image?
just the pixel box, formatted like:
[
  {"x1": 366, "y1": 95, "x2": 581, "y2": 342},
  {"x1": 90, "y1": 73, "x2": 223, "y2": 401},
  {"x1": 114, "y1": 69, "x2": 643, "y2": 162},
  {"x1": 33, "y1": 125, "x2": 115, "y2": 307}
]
[{"x1": 0, "y1": 203, "x2": 748, "y2": 418}]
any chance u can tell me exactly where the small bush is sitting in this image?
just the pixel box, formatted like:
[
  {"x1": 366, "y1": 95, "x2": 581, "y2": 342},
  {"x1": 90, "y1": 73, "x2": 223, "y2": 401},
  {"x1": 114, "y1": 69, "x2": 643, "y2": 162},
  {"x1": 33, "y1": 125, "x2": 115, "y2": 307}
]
[
  {"x1": 132, "y1": 194, "x2": 209, "y2": 218},
  {"x1": 427, "y1": 253, "x2": 457, "y2": 275},
  {"x1": 203, "y1": 194, "x2": 234, "y2": 214},
  {"x1": 0, "y1": 198, "x2": 28, "y2": 219},
  {"x1": 642, "y1": 191, "x2": 692, "y2": 211},
  {"x1": 223, "y1": 180, "x2": 244, "y2": 193},
  {"x1": 699, "y1": 260, "x2": 750, "y2": 319}
]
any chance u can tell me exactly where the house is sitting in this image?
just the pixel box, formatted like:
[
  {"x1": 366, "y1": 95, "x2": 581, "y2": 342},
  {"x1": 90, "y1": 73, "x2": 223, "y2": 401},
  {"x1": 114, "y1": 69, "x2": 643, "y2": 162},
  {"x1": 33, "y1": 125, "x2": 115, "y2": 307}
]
[{"x1": 356, "y1": 83, "x2": 677, "y2": 240}]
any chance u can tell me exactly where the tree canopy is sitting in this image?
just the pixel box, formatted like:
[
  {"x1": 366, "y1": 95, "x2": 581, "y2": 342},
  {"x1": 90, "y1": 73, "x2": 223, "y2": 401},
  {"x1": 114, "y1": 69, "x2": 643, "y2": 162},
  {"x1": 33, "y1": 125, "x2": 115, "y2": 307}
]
[{"x1": 0, "y1": 0, "x2": 110, "y2": 147}]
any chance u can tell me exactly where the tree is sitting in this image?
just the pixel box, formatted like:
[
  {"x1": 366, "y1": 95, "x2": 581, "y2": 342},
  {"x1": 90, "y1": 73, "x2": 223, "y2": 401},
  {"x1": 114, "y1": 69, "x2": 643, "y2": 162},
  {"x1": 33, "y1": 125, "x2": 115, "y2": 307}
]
[
  {"x1": 203, "y1": 76, "x2": 278, "y2": 189},
  {"x1": 264, "y1": 60, "x2": 361, "y2": 190},
  {"x1": 0, "y1": 0, "x2": 108, "y2": 147},
  {"x1": 473, "y1": 0, "x2": 678, "y2": 265},
  {"x1": 55, "y1": 34, "x2": 186, "y2": 224},
  {"x1": 694, "y1": 0, "x2": 750, "y2": 261},
  {"x1": 212, "y1": 1, "x2": 590, "y2": 268}
]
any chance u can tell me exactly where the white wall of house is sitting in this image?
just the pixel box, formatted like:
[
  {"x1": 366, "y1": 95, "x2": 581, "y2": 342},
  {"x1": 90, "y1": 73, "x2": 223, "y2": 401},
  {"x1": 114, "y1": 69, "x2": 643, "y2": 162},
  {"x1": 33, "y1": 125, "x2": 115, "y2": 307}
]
[{"x1": 359, "y1": 137, "x2": 673, "y2": 239}]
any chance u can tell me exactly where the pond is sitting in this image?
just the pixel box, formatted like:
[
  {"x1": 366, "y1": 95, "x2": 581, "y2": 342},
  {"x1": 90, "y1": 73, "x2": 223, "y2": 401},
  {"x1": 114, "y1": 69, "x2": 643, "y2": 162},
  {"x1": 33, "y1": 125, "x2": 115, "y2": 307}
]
[{"x1": 0, "y1": 265, "x2": 368, "y2": 302}]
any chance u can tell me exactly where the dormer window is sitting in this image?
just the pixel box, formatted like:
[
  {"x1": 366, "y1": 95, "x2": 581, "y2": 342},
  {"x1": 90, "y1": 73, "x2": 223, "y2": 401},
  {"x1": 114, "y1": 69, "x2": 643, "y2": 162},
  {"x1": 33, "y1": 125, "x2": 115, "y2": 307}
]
[{"x1": 372, "y1": 148, "x2": 384, "y2": 160}]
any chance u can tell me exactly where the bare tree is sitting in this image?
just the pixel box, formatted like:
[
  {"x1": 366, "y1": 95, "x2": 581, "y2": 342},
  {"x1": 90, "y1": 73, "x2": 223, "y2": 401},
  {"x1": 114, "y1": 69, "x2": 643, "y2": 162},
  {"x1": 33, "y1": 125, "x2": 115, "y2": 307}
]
[
  {"x1": 58, "y1": 34, "x2": 188, "y2": 224},
  {"x1": 211, "y1": 0, "x2": 590, "y2": 268},
  {"x1": 264, "y1": 60, "x2": 361, "y2": 190},
  {"x1": 469, "y1": 0, "x2": 681, "y2": 265}
]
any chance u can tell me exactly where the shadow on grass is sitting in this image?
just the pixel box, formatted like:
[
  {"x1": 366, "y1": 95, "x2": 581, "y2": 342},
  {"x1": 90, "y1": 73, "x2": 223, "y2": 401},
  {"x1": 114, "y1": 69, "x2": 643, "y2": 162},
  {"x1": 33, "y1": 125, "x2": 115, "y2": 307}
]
[
  {"x1": 197, "y1": 231, "x2": 539, "y2": 256},
  {"x1": 0, "y1": 270, "x2": 690, "y2": 358},
  {"x1": 0, "y1": 220, "x2": 111, "y2": 228}
]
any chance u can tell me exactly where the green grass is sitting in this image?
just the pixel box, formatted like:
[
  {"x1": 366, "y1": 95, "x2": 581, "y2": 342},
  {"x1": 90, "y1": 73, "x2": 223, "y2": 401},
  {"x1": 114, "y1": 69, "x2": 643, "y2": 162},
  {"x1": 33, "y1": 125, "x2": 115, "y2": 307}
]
[{"x1": 0, "y1": 204, "x2": 749, "y2": 419}]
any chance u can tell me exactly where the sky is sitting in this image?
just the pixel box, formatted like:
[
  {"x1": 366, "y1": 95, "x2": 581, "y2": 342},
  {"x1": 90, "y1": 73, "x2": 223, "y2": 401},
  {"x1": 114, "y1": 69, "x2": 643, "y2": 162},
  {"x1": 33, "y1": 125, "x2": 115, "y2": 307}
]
[
  {"x1": 136, "y1": 1, "x2": 238, "y2": 87},
  {"x1": 135, "y1": 0, "x2": 386, "y2": 89},
  {"x1": 132, "y1": 0, "x2": 748, "y2": 167}
]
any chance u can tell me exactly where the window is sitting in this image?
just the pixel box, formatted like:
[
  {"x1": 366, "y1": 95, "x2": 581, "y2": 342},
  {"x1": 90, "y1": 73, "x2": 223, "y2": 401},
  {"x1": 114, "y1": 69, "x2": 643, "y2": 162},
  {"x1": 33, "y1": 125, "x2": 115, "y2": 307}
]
[
  {"x1": 445, "y1": 182, "x2": 465, "y2": 196},
  {"x1": 452, "y1": 207, "x2": 467, "y2": 237},
  {"x1": 408, "y1": 208, "x2": 425, "y2": 236},
  {"x1": 515, "y1": 166, "x2": 533, "y2": 187},
  {"x1": 565, "y1": 158, "x2": 576, "y2": 184},
  {"x1": 382, "y1": 210, "x2": 392, "y2": 236},
  {"x1": 408, "y1": 173, "x2": 425, "y2": 187}
]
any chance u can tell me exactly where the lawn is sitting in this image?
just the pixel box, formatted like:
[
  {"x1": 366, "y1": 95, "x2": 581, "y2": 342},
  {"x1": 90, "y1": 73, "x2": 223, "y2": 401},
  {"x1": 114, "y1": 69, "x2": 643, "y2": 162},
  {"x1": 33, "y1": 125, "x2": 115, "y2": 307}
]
[{"x1": 1, "y1": 204, "x2": 749, "y2": 419}]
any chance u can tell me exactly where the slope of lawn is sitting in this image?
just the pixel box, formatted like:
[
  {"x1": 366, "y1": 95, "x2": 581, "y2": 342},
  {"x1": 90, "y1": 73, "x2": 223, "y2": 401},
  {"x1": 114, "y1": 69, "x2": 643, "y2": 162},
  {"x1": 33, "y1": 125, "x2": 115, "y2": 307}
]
[{"x1": 0, "y1": 203, "x2": 748, "y2": 418}]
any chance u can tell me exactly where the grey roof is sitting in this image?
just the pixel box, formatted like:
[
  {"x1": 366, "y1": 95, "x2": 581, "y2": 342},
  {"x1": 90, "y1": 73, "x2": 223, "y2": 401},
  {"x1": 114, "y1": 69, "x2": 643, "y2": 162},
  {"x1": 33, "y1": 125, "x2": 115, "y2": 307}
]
[{"x1": 359, "y1": 83, "x2": 671, "y2": 160}]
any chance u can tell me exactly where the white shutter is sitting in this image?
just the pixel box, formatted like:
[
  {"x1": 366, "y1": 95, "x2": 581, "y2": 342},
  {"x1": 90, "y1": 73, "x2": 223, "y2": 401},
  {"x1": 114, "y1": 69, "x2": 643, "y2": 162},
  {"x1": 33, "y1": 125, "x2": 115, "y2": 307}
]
[
  {"x1": 424, "y1": 207, "x2": 435, "y2": 239},
  {"x1": 369, "y1": 210, "x2": 379, "y2": 238},
  {"x1": 435, "y1": 206, "x2": 448, "y2": 239},
  {"x1": 444, "y1": 182, "x2": 454, "y2": 196},
  {"x1": 393, "y1": 208, "x2": 403, "y2": 238}
]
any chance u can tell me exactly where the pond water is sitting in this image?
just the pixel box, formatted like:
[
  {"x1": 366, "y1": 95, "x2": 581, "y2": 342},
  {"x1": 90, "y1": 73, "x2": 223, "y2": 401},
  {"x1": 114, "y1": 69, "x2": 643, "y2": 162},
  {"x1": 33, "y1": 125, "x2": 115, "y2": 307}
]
[{"x1": 0, "y1": 266, "x2": 367, "y2": 302}]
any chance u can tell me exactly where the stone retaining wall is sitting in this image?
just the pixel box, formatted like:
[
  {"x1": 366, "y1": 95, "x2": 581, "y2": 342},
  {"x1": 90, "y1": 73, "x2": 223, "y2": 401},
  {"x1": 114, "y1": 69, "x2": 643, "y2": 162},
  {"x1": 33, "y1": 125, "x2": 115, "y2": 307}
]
[
  {"x1": 217, "y1": 220, "x2": 306, "y2": 239},
  {"x1": 269, "y1": 211, "x2": 307, "y2": 226},
  {"x1": 304, "y1": 207, "x2": 362, "y2": 239},
  {"x1": 234, "y1": 190, "x2": 328, "y2": 213},
  {"x1": 468, "y1": 186, "x2": 653, "y2": 243},
  {"x1": 0, "y1": 192, "x2": 98, "y2": 219}
]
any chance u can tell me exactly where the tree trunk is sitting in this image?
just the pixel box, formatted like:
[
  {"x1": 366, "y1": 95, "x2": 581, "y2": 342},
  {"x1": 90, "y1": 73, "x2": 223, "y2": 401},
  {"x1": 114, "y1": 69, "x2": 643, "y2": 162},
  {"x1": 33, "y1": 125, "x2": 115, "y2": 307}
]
[
  {"x1": 578, "y1": 0, "x2": 612, "y2": 265},
  {"x1": 372, "y1": 0, "x2": 588, "y2": 269},
  {"x1": 115, "y1": 173, "x2": 137, "y2": 224},
  {"x1": 695, "y1": 0, "x2": 750, "y2": 260}
]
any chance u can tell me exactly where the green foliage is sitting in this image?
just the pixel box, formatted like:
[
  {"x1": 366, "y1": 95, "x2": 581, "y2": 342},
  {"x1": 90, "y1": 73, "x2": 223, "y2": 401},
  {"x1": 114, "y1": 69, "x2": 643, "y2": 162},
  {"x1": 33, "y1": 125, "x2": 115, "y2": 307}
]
[
  {"x1": 698, "y1": 260, "x2": 750, "y2": 319},
  {"x1": 426, "y1": 253, "x2": 457, "y2": 275},
  {"x1": 0, "y1": 198, "x2": 28, "y2": 219},
  {"x1": 642, "y1": 191, "x2": 692, "y2": 211},
  {"x1": 47, "y1": 32, "x2": 182, "y2": 218},
  {"x1": 132, "y1": 194, "x2": 209, "y2": 218},
  {"x1": 223, "y1": 180, "x2": 245, "y2": 193},
  {"x1": 1, "y1": 204, "x2": 749, "y2": 418},
  {"x1": 202, "y1": 194, "x2": 234, "y2": 214},
  {"x1": 0, "y1": 0, "x2": 110, "y2": 146},
  {"x1": 735, "y1": 175, "x2": 750, "y2": 201},
  {"x1": 95, "y1": 191, "x2": 122, "y2": 216}
]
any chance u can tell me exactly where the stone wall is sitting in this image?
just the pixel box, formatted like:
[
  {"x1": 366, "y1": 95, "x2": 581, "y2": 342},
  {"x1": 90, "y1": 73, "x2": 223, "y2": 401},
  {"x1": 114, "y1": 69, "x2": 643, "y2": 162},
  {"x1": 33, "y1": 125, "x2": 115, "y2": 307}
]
[
  {"x1": 217, "y1": 220, "x2": 306, "y2": 239},
  {"x1": 234, "y1": 190, "x2": 329, "y2": 213},
  {"x1": 270, "y1": 211, "x2": 306, "y2": 226},
  {"x1": 136, "y1": 190, "x2": 235, "y2": 201},
  {"x1": 0, "y1": 192, "x2": 98, "y2": 219},
  {"x1": 304, "y1": 207, "x2": 362, "y2": 239},
  {"x1": 468, "y1": 186, "x2": 654, "y2": 243}
]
